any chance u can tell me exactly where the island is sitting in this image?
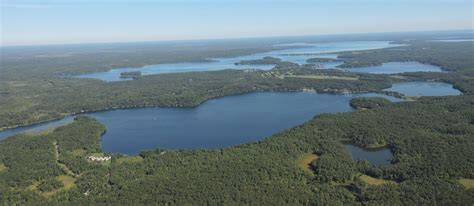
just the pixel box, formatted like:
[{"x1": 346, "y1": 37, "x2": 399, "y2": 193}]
[
  {"x1": 120, "y1": 71, "x2": 142, "y2": 79},
  {"x1": 234, "y1": 56, "x2": 283, "y2": 65},
  {"x1": 306, "y1": 57, "x2": 340, "y2": 63}
]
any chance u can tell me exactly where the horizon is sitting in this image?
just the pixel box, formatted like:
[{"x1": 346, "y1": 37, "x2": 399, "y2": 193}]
[
  {"x1": 1, "y1": 29, "x2": 473, "y2": 48},
  {"x1": 1, "y1": 0, "x2": 473, "y2": 46}
]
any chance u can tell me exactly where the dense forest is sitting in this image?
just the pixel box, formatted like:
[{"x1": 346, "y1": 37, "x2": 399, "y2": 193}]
[
  {"x1": 0, "y1": 95, "x2": 472, "y2": 205},
  {"x1": 0, "y1": 33, "x2": 473, "y2": 204},
  {"x1": 306, "y1": 57, "x2": 340, "y2": 63},
  {"x1": 235, "y1": 56, "x2": 283, "y2": 65}
]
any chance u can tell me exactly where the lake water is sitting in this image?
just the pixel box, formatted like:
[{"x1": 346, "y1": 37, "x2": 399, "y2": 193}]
[
  {"x1": 345, "y1": 144, "x2": 392, "y2": 166},
  {"x1": 75, "y1": 41, "x2": 402, "y2": 82},
  {"x1": 0, "y1": 92, "x2": 401, "y2": 155},
  {"x1": 0, "y1": 81, "x2": 460, "y2": 155},
  {"x1": 345, "y1": 62, "x2": 442, "y2": 74},
  {"x1": 384, "y1": 82, "x2": 462, "y2": 97},
  {"x1": 0, "y1": 116, "x2": 76, "y2": 140},
  {"x1": 429, "y1": 39, "x2": 474, "y2": 42}
]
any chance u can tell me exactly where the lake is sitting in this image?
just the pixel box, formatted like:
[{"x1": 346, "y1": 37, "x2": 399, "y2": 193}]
[
  {"x1": 0, "y1": 80, "x2": 461, "y2": 154},
  {"x1": 75, "y1": 41, "x2": 402, "y2": 82},
  {"x1": 385, "y1": 82, "x2": 462, "y2": 97},
  {"x1": 0, "y1": 92, "x2": 401, "y2": 155},
  {"x1": 345, "y1": 144, "x2": 392, "y2": 166},
  {"x1": 345, "y1": 62, "x2": 442, "y2": 74},
  {"x1": 429, "y1": 39, "x2": 474, "y2": 42}
]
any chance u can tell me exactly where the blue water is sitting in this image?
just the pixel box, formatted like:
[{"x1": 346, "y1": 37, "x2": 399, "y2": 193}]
[
  {"x1": 384, "y1": 82, "x2": 462, "y2": 97},
  {"x1": 0, "y1": 80, "x2": 459, "y2": 155},
  {"x1": 0, "y1": 116, "x2": 76, "y2": 140},
  {"x1": 0, "y1": 92, "x2": 401, "y2": 155},
  {"x1": 75, "y1": 41, "x2": 401, "y2": 82},
  {"x1": 429, "y1": 39, "x2": 474, "y2": 42},
  {"x1": 345, "y1": 62, "x2": 442, "y2": 74},
  {"x1": 345, "y1": 144, "x2": 392, "y2": 166}
]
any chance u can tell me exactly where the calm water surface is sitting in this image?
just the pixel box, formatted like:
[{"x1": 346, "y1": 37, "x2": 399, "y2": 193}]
[
  {"x1": 0, "y1": 82, "x2": 460, "y2": 155},
  {"x1": 346, "y1": 62, "x2": 442, "y2": 74},
  {"x1": 429, "y1": 39, "x2": 474, "y2": 42},
  {"x1": 0, "y1": 92, "x2": 400, "y2": 155},
  {"x1": 385, "y1": 82, "x2": 462, "y2": 97},
  {"x1": 76, "y1": 41, "x2": 401, "y2": 82},
  {"x1": 345, "y1": 144, "x2": 392, "y2": 166}
]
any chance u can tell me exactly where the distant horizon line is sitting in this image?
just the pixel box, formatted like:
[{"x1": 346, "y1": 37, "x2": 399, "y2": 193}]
[{"x1": 1, "y1": 28, "x2": 473, "y2": 48}]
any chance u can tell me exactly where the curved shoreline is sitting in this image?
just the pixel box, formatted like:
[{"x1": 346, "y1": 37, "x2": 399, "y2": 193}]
[
  {"x1": 2, "y1": 76, "x2": 458, "y2": 134},
  {"x1": 0, "y1": 87, "x2": 401, "y2": 139}
]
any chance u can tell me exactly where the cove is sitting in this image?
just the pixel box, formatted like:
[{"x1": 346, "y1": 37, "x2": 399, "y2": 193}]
[
  {"x1": 345, "y1": 62, "x2": 442, "y2": 74},
  {"x1": 384, "y1": 82, "x2": 462, "y2": 97},
  {"x1": 0, "y1": 92, "x2": 401, "y2": 155},
  {"x1": 75, "y1": 41, "x2": 401, "y2": 82},
  {"x1": 345, "y1": 144, "x2": 392, "y2": 166}
]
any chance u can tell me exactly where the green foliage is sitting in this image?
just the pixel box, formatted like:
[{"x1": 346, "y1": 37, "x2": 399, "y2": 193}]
[
  {"x1": 0, "y1": 69, "x2": 397, "y2": 130},
  {"x1": 235, "y1": 56, "x2": 283, "y2": 65},
  {"x1": 306, "y1": 57, "x2": 339, "y2": 63},
  {"x1": 311, "y1": 151, "x2": 357, "y2": 182},
  {"x1": 350, "y1": 97, "x2": 392, "y2": 109},
  {"x1": 1, "y1": 93, "x2": 473, "y2": 204},
  {"x1": 0, "y1": 133, "x2": 62, "y2": 188},
  {"x1": 37, "y1": 178, "x2": 63, "y2": 192},
  {"x1": 338, "y1": 41, "x2": 474, "y2": 73}
]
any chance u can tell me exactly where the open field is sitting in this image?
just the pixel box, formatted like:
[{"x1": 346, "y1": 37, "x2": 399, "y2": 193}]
[
  {"x1": 0, "y1": 164, "x2": 7, "y2": 172},
  {"x1": 459, "y1": 179, "x2": 474, "y2": 189},
  {"x1": 284, "y1": 75, "x2": 359, "y2": 81},
  {"x1": 359, "y1": 175, "x2": 397, "y2": 186},
  {"x1": 296, "y1": 153, "x2": 319, "y2": 174}
]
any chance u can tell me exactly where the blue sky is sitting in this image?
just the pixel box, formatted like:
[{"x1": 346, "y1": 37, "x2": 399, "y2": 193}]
[{"x1": 1, "y1": 0, "x2": 473, "y2": 46}]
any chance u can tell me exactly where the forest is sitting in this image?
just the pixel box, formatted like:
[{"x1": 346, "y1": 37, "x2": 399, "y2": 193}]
[{"x1": 0, "y1": 95, "x2": 472, "y2": 205}]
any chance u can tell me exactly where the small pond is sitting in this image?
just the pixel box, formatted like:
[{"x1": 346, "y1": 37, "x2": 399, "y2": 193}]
[{"x1": 345, "y1": 144, "x2": 392, "y2": 166}]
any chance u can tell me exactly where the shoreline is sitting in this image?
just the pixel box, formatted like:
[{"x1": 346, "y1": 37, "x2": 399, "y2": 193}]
[{"x1": 0, "y1": 87, "x2": 398, "y2": 135}]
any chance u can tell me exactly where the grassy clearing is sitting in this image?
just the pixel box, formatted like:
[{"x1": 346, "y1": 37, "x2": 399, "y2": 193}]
[
  {"x1": 459, "y1": 179, "x2": 474, "y2": 189},
  {"x1": 71, "y1": 149, "x2": 87, "y2": 157},
  {"x1": 284, "y1": 75, "x2": 359, "y2": 81},
  {"x1": 27, "y1": 182, "x2": 40, "y2": 191},
  {"x1": 363, "y1": 143, "x2": 388, "y2": 149},
  {"x1": 359, "y1": 175, "x2": 397, "y2": 186},
  {"x1": 57, "y1": 175, "x2": 75, "y2": 190},
  {"x1": 28, "y1": 175, "x2": 76, "y2": 197},
  {"x1": 116, "y1": 156, "x2": 144, "y2": 165},
  {"x1": 296, "y1": 153, "x2": 318, "y2": 174},
  {"x1": 0, "y1": 163, "x2": 7, "y2": 172},
  {"x1": 89, "y1": 152, "x2": 105, "y2": 157}
]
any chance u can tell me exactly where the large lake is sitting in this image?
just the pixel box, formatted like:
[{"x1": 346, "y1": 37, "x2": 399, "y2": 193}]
[
  {"x1": 1, "y1": 92, "x2": 400, "y2": 155},
  {"x1": 0, "y1": 81, "x2": 461, "y2": 155},
  {"x1": 76, "y1": 41, "x2": 404, "y2": 82}
]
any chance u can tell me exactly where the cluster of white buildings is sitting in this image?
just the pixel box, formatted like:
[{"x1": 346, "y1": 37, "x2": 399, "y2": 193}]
[{"x1": 87, "y1": 156, "x2": 111, "y2": 162}]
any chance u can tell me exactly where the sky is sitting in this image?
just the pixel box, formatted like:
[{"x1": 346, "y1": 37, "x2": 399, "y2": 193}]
[{"x1": 1, "y1": 0, "x2": 473, "y2": 46}]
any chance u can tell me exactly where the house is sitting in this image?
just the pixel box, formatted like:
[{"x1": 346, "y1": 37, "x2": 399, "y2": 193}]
[{"x1": 87, "y1": 155, "x2": 111, "y2": 162}]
